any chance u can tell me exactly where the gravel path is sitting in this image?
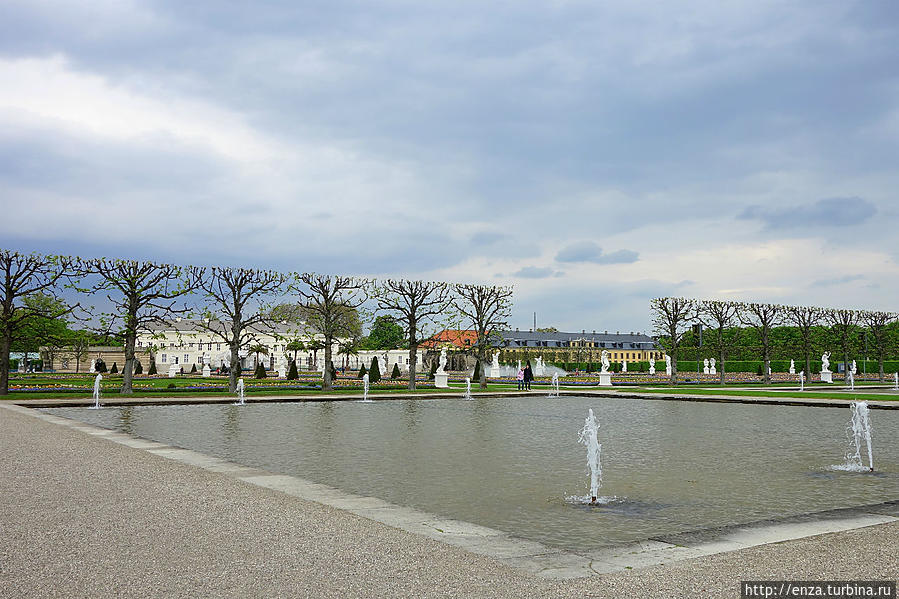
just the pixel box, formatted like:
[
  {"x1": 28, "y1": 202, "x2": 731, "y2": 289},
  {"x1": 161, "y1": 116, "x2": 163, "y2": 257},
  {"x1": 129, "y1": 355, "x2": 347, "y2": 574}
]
[{"x1": 1, "y1": 405, "x2": 896, "y2": 598}]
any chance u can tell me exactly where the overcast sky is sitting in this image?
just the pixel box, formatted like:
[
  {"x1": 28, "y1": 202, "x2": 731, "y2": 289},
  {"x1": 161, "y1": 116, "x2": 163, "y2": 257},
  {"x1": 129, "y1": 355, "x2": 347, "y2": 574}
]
[{"x1": 1, "y1": 1, "x2": 898, "y2": 333}]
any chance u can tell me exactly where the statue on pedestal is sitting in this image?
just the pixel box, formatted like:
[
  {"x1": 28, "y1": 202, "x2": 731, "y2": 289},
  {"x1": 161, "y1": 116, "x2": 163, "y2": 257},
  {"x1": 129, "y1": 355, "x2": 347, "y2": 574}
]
[{"x1": 600, "y1": 350, "x2": 610, "y2": 374}]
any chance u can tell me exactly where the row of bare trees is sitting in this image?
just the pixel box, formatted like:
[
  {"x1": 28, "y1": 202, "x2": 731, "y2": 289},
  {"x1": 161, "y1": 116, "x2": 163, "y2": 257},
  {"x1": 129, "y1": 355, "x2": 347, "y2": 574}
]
[
  {"x1": 0, "y1": 249, "x2": 513, "y2": 395},
  {"x1": 650, "y1": 297, "x2": 896, "y2": 385}
]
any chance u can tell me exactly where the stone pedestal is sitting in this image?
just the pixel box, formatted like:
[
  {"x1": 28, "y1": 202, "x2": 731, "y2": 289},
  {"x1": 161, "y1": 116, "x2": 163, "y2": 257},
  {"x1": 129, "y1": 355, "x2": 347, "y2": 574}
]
[
  {"x1": 168, "y1": 363, "x2": 179, "y2": 378},
  {"x1": 202, "y1": 364, "x2": 211, "y2": 378},
  {"x1": 434, "y1": 372, "x2": 449, "y2": 388},
  {"x1": 597, "y1": 372, "x2": 612, "y2": 387},
  {"x1": 820, "y1": 371, "x2": 833, "y2": 383},
  {"x1": 277, "y1": 366, "x2": 287, "y2": 379},
  {"x1": 489, "y1": 367, "x2": 501, "y2": 378}
]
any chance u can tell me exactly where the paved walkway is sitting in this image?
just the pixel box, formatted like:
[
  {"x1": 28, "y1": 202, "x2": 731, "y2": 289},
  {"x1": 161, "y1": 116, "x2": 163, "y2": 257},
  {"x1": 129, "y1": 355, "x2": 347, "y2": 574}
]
[{"x1": 1, "y1": 402, "x2": 897, "y2": 598}]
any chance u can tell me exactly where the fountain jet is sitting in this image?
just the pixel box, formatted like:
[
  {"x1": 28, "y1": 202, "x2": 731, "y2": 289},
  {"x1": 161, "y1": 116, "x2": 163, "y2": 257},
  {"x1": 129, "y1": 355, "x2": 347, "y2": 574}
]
[
  {"x1": 836, "y1": 402, "x2": 874, "y2": 472},
  {"x1": 234, "y1": 378, "x2": 245, "y2": 405},
  {"x1": 578, "y1": 408, "x2": 602, "y2": 503},
  {"x1": 89, "y1": 374, "x2": 102, "y2": 409}
]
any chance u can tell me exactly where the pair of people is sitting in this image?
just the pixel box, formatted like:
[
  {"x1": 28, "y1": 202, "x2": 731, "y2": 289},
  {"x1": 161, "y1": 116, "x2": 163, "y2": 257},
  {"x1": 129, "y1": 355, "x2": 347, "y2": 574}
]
[{"x1": 516, "y1": 361, "x2": 534, "y2": 391}]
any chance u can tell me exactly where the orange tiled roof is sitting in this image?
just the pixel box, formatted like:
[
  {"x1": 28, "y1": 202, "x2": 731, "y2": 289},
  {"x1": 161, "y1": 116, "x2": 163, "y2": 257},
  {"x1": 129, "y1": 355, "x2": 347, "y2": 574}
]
[{"x1": 420, "y1": 330, "x2": 478, "y2": 349}]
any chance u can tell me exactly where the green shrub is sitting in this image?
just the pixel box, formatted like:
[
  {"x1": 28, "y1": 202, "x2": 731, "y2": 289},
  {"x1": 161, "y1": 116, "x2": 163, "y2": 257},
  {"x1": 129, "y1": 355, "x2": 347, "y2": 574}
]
[
  {"x1": 110, "y1": 362, "x2": 118, "y2": 374},
  {"x1": 148, "y1": 360, "x2": 157, "y2": 375},
  {"x1": 369, "y1": 357, "x2": 381, "y2": 383},
  {"x1": 134, "y1": 360, "x2": 143, "y2": 375},
  {"x1": 167, "y1": 383, "x2": 176, "y2": 389},
  {"x1": 391, "y1": 363, "x2": 401, "y2": 379},
  {"x1": 190, "y1": 363, "x2": 197, "y2": 374},
  {"x1": 254, "y1": 362, "x2": 267, "y2": 379},
  {"x1": 427, "y1": 360, "x2": 437, "y2": 380},
  {"x1": 357, "y1": 364, "x2": 367, "y2": 379},
  {"x1": 472, "y1": 359, "x2": 481, "y2": 380},
  {"x1": 95, "y1": 359, "x2": 107, "y2": 373},
  {"x1": 287, "y1": 360, "x2": 298, "y2": 380}
]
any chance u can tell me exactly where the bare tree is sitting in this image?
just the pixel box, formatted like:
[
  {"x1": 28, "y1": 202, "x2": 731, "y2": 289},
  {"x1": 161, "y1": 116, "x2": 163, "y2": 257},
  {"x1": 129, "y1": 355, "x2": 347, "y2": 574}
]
[
  {"x1": 294, "y1": 273, "x2": 368, "y2": 391},
  {"x1": 860, "y1": 310, "x2": 895, "y2": 381},
  {"x1": 91, "y1": 259, "x2": 203, "y2": 394},
  {"x1": 696, "y1": 299, "x2": 740, "y2": 385},
  {"x1": 0, "y1": 250, "x2": 81, "y2": 395},
  {"x1": 375, "y1": 279, "x2": 452, "y2": 390},
  {"x1": 739, "y1": 302, "x2": 782, "y2": 385},
  {"x1": 649, "y1": 297, "x2": 695, "y2": 385},
  {"x1": 198, "y1": 267, "x2": 288, "y2": 393},
  {"x1": 784, "y1": 305, "x2": 824, "y2": 381},
  {"x1": 453, "y1": 284, "x2": 513, "y2": 390},
  {"x1": 824, "y1": 308, "x2": 859, "y2": 377}
]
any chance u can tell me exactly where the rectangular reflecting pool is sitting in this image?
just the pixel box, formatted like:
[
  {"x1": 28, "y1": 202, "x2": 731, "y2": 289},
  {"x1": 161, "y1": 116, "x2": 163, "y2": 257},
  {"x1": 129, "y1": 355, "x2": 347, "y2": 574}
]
[{"x1": 45, "y1": 396, "x2": 899, "y2": 554}]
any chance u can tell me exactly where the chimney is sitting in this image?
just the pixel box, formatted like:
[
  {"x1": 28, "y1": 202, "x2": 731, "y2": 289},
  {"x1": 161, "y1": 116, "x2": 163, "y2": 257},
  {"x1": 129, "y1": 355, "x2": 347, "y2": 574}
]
[
  {"x1": 592, "y1": 330, "x2": 596, "y2": 334},
  {"x1": 582, "y1": 329, "x2": 585, "y2": 334}
]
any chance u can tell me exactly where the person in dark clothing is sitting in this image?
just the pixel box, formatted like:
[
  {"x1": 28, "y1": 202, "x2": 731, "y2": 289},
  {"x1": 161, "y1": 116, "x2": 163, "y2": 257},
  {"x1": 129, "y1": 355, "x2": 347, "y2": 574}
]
[{"x1": 523, "y1": 361, "x2": 534, "y2": 390}]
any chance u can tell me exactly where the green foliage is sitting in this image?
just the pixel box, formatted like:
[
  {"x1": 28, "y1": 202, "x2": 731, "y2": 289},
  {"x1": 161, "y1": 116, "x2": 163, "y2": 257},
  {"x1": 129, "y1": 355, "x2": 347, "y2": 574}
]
[
  {"x1": 148, "y1": 360, "x2": 157, "y2": 375},
  {"x1": 190, "y1": 363, "x2": 197, "y2": 373},
  {"x1": 357, "y1": 363, "x2": 367, "y2": 379},
  {"x1": 428, "y1": 359, "x2": 438, "y2": 380},
  {"x1": 110, "y1": 362, "x2": 118, "y2": 374},
  {"x1": 287, "y1": 360, "x2": 298, "y2": 380},
  {"x1": 254, "y1": 362, "x2": 267, "y2": 379},
  {"x1": 95, "y1": 359, "x2": 107, "y2": 373},
  {"x1": 134, "y1": 360, "x2": 143, "y2": 374},
  {"x1": 329, "y1": 360, "x2": 337, "y2": 381},
  {"x1": 361, "y1": 316, "x2": 405, "y2": 350},
  {"x1": 756, "y1": 364, "x2": 763, "y2": 376},
  {"x1": 368, "y1": 357, "x2": 381, "y2": 383},
  {"x1": 472, "y1": 359, "x2": 481, "y2": 380},
  {"x1": 391, "y1": 363, "x2": 401, "y2": 379}
]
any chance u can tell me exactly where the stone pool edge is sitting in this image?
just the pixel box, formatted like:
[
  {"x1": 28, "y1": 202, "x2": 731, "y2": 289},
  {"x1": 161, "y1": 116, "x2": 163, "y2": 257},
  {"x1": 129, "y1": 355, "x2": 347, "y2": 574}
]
[{"x1": 4, "y1": 401, "x2": 897, "y2": 580}]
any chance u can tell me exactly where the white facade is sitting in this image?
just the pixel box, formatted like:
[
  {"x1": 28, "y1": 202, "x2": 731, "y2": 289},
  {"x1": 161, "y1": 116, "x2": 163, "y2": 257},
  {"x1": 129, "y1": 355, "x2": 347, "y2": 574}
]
[
  {"x1": 344, "y1": 349, "x2": 428, "y2": 374},
  {"x1": 136, "y1": 318, "x2": 344, "y2": 372}
]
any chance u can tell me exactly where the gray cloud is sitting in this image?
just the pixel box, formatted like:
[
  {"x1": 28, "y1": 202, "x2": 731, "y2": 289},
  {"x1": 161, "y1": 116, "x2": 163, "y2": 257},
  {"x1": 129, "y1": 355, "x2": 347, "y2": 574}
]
[
  {"x1": 555, "y1": 242, "x2": 639, "y2": 264},
  {"x1": 513, "y1": 266, "x2": 558, "y2": 279},
  {"x1": 810, "y1": 274, "x2": 866, "y2": 288},
  {"x1": 738, "y1": 197, "x2": 877, "y2": 230}
]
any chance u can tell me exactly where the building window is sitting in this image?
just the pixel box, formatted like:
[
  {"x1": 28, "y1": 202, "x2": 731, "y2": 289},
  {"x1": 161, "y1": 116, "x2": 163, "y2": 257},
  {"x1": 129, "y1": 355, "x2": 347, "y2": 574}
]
[
  {"x1": 208, "y1": 343, "x2": 212, "y2": 351},
  {"x1": 160, "y1": 343, "x2": 166, "y2": 348},
  {"x1": 161, "y1": 354, "x2": 167, "y2": 363},
  {"x1": 184, "y1": 354, "x2": 190, "y2": 363},
  {"x1": 216, "y1": 344, "x2": 221, "y2": 351}
]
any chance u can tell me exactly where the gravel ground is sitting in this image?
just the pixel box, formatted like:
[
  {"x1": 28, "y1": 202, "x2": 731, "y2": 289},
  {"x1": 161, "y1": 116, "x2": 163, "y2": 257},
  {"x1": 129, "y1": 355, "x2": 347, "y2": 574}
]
[{"x1": 1, "y1": 405, "x2": 896, "y2": 598}]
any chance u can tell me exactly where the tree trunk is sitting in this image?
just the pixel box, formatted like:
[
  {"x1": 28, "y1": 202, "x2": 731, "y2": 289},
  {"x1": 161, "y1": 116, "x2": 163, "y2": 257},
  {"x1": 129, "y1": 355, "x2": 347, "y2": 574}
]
[
  {"x1": 478, "y1": 345, "x2": 487, "y2": 390},
  {"x1": 719, "y1": 346, "x2": 725, "y2": 385},
  {"x1": 407, "y1": 343, "x2": 418, "y2": 391},
  {"x1": 322, "y1": 337, "x2": 333, "y2": 391},
  {"x1": 670, "y1": 353, "x2": 678, "y2": 386},
  {"x1": 878, "y1": 351, "x2": 884, "y2": 382},
  {"x1": 121, "y1": 329, "x2": 136, "y2": 395},
  {"x1": 805, "y1": 349, "x2": 811, "y2": 386},
  {"x1": 0, "y1": 334, "x2": 11, "y2": 395}
]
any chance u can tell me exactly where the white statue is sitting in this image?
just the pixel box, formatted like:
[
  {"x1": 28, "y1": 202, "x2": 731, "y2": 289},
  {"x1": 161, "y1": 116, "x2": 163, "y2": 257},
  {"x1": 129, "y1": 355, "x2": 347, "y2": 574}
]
[
  {"x1": 665, "y1": 354, "x2": 672, "y2": 376},
  {"x1": 648, "y1": 359, "x2": 655, "y2": 375},
  {"x1": 437, "y1": 347, "x2": 447, "y2": 374},
  {"x1": 821, "y1": 352, "x2": 831, "y2": 373},
  {"x1": 534, "y1": 356, "x2": 546, "y2": 377},
  {"x1": 622, "y1": 361, "x2": 627, "y2": 373},
  {"x1": 789, "y1": 359, "x2": 795, "y2": 375},
  {"x1": 703, "y1": 358, "x2": 710, "y2": 374},
  {"x1": 710, "y1": 357, "x2": 717, "y2": 375},
  {"x1": 600, "y1": 350, "x2": 610, "y2": 374},
  {"x1": 492, "y1": 352, "x2": 500, "y2": 370},
  {"x1": 89, "y1": 359, "x2": 96, "y2": 374},
  {"x1": 851, "y1": 360, "x2": 857, "y2": 375}
]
